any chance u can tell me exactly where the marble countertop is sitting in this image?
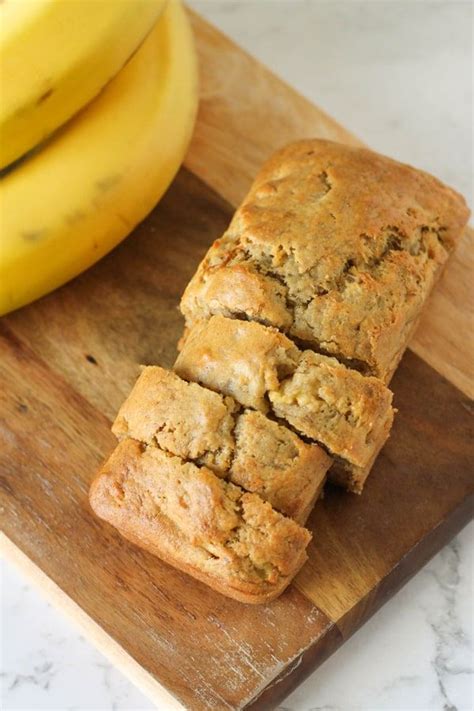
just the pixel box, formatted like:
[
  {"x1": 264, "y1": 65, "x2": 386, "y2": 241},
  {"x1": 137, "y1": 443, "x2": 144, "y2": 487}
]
[{"x1": 2, "y1": 2, "x2": 472, "y2": 710}]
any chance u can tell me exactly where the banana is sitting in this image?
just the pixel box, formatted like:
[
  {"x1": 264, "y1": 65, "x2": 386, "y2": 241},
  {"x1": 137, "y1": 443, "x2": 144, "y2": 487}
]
[
  {"x1": 0, "y1": 0, "x2": 198, "y2": 316},
  {"x1": 0, "y1": 0, "x2": 167, "y2": 169}
]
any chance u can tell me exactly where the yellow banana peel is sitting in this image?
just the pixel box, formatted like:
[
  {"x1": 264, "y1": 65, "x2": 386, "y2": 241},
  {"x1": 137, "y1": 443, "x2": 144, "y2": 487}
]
[{"x1": 0, "y1": 0, "x2": 198, "y2": 316}]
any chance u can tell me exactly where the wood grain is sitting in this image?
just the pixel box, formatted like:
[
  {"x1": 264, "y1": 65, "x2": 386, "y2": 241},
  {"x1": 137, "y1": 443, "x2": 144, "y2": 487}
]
[
  {"x1": 0, "y1": 319, "x2": 335, "y2": 711},
  {"x1": 0, "y1": 536, "x2": 187, "y2": 711},
  {"x1": 1, "y1": 9, "x2": 472, "y2": 710},
  {"x1": 185, "y1": 12, "x2": 473, "y2": 399},
  {"x1": 295, "y1": 350, "x2": 473, "y2": 625},
  {"x1": 2, "y1": 166, "x2": 473, "y2": 709},
  {"x1": 5, "y1": 169, "x2": 227, "y2": 421}
]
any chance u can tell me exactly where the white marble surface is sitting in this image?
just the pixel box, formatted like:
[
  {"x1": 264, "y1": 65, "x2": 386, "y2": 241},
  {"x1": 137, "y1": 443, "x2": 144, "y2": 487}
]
[{"x1": 2, "y1": 1, "x2": 472, "y2": 710}]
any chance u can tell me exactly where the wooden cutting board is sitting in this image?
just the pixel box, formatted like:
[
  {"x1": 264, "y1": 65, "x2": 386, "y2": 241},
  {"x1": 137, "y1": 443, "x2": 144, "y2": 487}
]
[{"x1": 1, "y1": 11, "x2": 472, "y2": 711}]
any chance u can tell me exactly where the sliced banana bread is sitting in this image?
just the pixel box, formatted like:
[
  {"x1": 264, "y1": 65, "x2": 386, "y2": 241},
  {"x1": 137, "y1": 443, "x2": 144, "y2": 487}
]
[
  {"x1": 112, "y1": 366, "x2": 331, "y2": 521},
  {"x1": 174, "y1": 315, "x2": 394, "y2": 492},
  {"x1": 90, "y1": 439, "x2": 311, "y2": 604}
]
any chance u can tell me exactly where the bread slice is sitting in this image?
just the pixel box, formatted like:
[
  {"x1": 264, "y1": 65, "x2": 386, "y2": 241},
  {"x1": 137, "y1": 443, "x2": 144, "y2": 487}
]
[
  {"x1": 112, "y1": 366, "x2": 331, "y2": 522},
  {"x1": 90, "y1": 439, "x2": 311, "y2": 604},
  {"x1": 174, "y1": 316, "x2": 299, "y2": 412},
  {"x1": 232, "y1": 410, "x2": 329, "y2": 522},
  {"x1": 112, "y1": 365, "x2": 237, "y2": 473},
  {"x1": 268, "y1": 351, "x2": 394, "y2": 485},
  {"x1": 181, "y1": 139, "x2": 469, "y2": 382},
  {"x1": 174, "y1": 315, "x2": 394, "y2": 492}
]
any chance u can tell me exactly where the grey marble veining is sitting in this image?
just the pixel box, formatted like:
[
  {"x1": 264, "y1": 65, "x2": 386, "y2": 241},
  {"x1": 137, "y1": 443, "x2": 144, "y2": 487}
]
[
  {"x1": 2, "y1": 525, "x2": 472, "y2": 710},
  {"x1": 1, "y1": 1, "x2": 472, "y2": 709}
]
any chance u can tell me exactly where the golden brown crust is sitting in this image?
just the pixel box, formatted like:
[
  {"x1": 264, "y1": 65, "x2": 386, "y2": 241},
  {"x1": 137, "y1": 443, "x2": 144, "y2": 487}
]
[
  {"x1": 89, "y1": 439, "x2": 311, "y2": 604},
  {"x1": 174, "y1": 315, "x2": 394, "y2": 472},
  {"x1": 181, "y1": 139, "x2": 470, "y2": 381},
  {"x1": 112, "y1": 366, "x2": 331, "y2": 522}
]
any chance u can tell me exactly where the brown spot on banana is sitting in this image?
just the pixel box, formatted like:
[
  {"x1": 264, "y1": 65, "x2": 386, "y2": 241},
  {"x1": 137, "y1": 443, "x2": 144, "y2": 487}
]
[
  {"x1": 36, "y1": 88, "x2": 54, "y2": 105},
  {"x1": 22, "y1": 229, "x2": 47, "y2": 242},
  {"x1": 66, "y1": 210, "x2": 87, "y2": 226},
  {"x1": 95, "y1": 174, "x2": 121, "y2": 193}
]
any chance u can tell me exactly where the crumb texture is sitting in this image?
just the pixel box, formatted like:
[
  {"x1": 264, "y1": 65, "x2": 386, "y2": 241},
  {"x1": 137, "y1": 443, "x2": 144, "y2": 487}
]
[
  {"x1": 231, "y1": 410, "x2": 331, "y2": 521},
  {"x1": 112, "y1": 366, "x2": 331, "y2": 522},
  {"x1": 90, "y1": 439, "x2": 311, "y2": 600},
  {"x1": 112, "y1": 366, "x2": 237, "y2": 473},
  {"x1": 269, "y1": 351, "x2": 394, "y2": 468},
  {"x1": 174, "y1": 315, "x2": 299, "y2": 411},
  {"x1": 181, "y1": 139, "x2": 469, "y2": 381},
  {"x1": 174, "y1": 315, "x2": 394, "y2": 479}
]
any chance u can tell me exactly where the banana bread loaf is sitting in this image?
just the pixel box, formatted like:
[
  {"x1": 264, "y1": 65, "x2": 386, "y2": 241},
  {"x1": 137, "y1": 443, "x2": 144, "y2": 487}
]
[
  {"x1": 181, "y1": 140, "x2": 469, "y2": 382},
  {"x1": 90, "y1": 138, "x2": 468, "y2": 604},
  {"x1": 112, "y1": 366, "x2": 331, "y2": 521},
  {"x1": 90, "y1": 439, "x2": 312, "y2": 604},
  {"x1": 174, "y1": 315, "x2": 394, "y2": 492}
]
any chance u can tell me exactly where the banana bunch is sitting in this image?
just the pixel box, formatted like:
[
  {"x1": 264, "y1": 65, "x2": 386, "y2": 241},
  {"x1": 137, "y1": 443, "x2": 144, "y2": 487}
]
[
  {"x1": 0, "y1": 0, "x2": 198, "y2": 316},
  {"x1": 0, "y1": 0, "x2": 167, "y2": 169}
]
